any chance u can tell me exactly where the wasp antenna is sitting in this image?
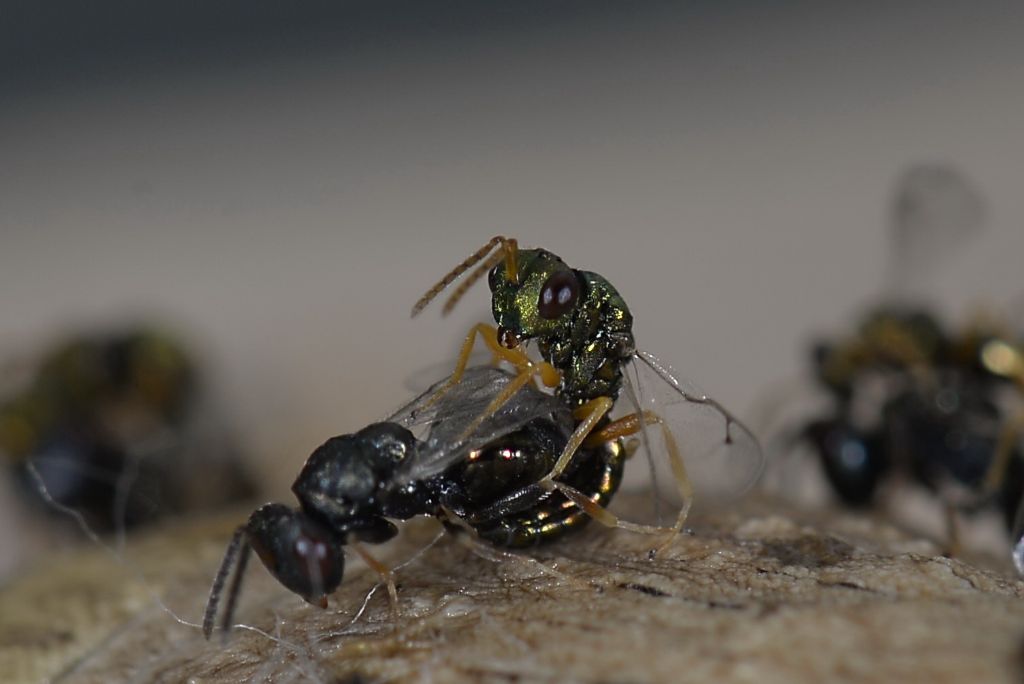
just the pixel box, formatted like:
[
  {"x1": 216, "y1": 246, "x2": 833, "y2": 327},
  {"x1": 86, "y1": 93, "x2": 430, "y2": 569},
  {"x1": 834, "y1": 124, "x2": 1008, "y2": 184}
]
[
  {"x1": 218, "y1": 540, "x2": 252, "y2": 641},
  {"x1": 411, "y1": 236, "x2": 511, "y2": 317},
  {"x1": 502, "y1": 237, "x2": 519, "y2": 285},
  {"x1": 441, "y1": 250, "x2": 506, "y2": 315},
  {"x1": 203, "y1": 525, "x2": 248, "y2": 640}
]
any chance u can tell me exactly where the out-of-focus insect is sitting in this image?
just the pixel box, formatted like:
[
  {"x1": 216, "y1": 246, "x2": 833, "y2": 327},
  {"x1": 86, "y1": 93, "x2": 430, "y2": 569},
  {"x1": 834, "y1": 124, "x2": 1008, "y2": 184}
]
[
  {"x1": 804, "y1": 308, "x2": 1024, "y2": 569},
  {"x1": 0, "y1": 328, "x2": 254, "y2": 531},
  {"x1": 785, "y1": 164, "x2": 1024, "y2": 571},
  {"x1": 410, "y1": 237, "x2": 763, "y2": 545},
  {"x1": 203, "y1": 366, "x2": 636, "y2": 639}
]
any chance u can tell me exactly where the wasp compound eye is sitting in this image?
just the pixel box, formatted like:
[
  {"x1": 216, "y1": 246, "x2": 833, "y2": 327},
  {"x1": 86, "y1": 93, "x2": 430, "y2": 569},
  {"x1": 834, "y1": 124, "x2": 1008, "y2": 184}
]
[
  {"x1": 247, "y1": 504, "x2": 345, "y2": 604},
  {"x1": 538, "y1": 271, "x2": 580, "y2": 319}
]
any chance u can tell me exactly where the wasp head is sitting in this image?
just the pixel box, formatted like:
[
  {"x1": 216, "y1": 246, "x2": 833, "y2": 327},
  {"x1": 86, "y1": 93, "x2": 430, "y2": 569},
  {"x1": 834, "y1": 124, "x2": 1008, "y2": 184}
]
[
  {"x1": 488, "y1": 248, "x2": 584, "y2": 349},
  {"x1": 246, "y1": 503, "x2": 346, "y2": 606}
]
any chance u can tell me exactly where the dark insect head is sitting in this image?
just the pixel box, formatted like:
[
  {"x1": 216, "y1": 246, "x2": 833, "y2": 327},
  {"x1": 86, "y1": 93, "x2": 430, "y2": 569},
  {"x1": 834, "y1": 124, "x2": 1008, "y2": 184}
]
[
  {"x1": 246, "y1": 503, "x2": 346, "y2": 605},
  {"x1": 805, "y1": 418, "x2": 886, "y2": 506},
  {"x1": 203, "y1": 423, "x2": 422, "y2": 639},
  {"x1": 203, "y1": 504, "x2": 345, "y2": 640}
]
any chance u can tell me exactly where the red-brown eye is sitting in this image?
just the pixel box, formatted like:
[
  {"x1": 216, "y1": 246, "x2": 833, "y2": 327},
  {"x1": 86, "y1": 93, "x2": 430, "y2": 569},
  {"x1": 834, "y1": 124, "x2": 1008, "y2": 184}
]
[{"x1": 538, "y1": 271, "x2": 580, "y2": 319}]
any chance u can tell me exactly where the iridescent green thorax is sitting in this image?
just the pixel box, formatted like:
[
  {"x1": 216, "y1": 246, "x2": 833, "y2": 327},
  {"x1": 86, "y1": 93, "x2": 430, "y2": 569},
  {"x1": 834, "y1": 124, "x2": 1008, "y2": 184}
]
[{"x1": 489, "y1": 248, "x2": 635, "y2": 406}]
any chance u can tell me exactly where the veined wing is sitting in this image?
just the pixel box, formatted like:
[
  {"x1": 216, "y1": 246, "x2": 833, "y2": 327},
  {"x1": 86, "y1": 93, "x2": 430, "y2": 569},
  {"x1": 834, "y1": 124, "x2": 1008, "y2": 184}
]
[
  {"x1": 621, "y1": 350, "x2": 765, "y2": 509},
  {"x1": 387, "y1": 365, "x2": 572, "y2": 484},
  {"x1": 402, "y1": 350, "x2": 492, "y2": 394}
]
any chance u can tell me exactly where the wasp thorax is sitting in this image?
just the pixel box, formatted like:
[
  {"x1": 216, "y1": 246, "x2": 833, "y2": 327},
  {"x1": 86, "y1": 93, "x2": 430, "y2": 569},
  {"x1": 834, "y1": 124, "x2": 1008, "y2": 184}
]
[{"x1": 293, "y1": 426, "x2": 416, "y2": 516}]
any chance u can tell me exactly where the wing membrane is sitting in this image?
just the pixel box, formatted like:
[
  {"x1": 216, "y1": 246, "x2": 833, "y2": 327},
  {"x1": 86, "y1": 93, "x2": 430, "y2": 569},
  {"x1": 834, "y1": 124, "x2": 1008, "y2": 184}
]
[
  {"x1": 621, "y1": 350, "x2": 764, "y2": 512},
  {"x1": 387, "y1": 365, "x2": 571, "y2": 483}
]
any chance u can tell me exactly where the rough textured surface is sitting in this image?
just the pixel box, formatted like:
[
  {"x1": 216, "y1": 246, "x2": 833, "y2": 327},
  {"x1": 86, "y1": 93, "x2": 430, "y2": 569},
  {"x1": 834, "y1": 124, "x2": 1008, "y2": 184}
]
[{"x1": 2, "y1": 497, "x2": 1024, "y2": 683}]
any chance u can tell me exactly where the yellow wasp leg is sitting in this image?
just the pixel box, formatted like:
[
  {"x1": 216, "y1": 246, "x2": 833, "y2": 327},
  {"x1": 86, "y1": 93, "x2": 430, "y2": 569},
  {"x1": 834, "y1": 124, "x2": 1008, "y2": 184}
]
[
  {"x1": 538, "y1": 397, "x2": 614, "y2": 488},
  {"x1": 983, "y1": 408, "x2": 1024, "y2": 495},
  {"x1": 579, "y1": 410, "x2": 694, "y2": 556},
  {"x1": 456, "y1": 360, "x2": 562, "y2": 440},
  {"x1": 428, "y1": 323, "x2": 560, "y2": 405},
  {"x1": 427, "y1": 323, "x2": 560, "y2": 439},
  {"x1": 351, "y1": 543, "x2": 400, "y2": 630},
  {"x1": 548, "y1": 420, "x2": 693, "y2": 556},
  {"x1": 456, "y1": 369, "x2": 538, "y2": 441}
]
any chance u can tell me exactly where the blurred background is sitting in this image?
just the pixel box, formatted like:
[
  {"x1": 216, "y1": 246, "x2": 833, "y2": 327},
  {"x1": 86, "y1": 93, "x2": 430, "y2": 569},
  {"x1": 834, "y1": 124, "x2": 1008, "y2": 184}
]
[{"x1": 2, "y1": 0, "x2": 1023, "y2": 576}]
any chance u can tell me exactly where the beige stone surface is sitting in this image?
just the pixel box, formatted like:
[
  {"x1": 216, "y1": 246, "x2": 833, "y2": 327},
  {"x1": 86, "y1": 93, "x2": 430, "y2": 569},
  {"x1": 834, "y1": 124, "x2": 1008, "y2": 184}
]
[{"x1": 2, "y1": 498, "x2": 1023, "y2": 683}]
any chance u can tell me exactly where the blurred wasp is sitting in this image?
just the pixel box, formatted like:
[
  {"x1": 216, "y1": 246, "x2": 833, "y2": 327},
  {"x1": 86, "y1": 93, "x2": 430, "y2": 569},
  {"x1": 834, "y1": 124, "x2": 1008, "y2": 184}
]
[
  {"x1": 789, "y1": 164, "x2": 1024, "y2": 571},
  {"x1": 0, "y1": 327, "x2": 254, "y2": 532},
  {"x1": 410, "y1": 237, "x2": 763, "y2": 547},
  {"x1": 203, "y1": 365, "x2": 633, "y2": 638},
  {"x1": 806, "y1": 310, "x2": 1024, "y2": 508}
]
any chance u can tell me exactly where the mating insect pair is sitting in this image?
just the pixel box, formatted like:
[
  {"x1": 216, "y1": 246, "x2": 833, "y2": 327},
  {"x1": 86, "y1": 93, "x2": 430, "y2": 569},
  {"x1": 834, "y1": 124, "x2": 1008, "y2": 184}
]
[{"x1": 203, "y1": 237, "x2": 762, "y2": 638}]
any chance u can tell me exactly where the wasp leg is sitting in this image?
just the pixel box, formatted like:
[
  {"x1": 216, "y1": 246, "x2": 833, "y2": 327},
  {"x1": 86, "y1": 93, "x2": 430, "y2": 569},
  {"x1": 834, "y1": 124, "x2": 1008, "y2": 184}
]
[
  {"x1": 429, "y1": 322, "x2": 559, "y2": 440},
  {"x1": 426, "y1": 322, "x2": 560, "y2": 414},
  {"x1": 591, "y1": 410, "x2": 693, "y2": 556},
  {"x1": 543, "y1": 409, "x2": 692, "y2": 556},
  {"x1": 351, "y1": 543, "x2": 400, "y2": 630},
  {"x1": 941, "y1": 503, "x2": 964, "y2": 559},
  {"x1": 538, "y1": 397, "x2": 615, "y2": 489},
  {"x1": 983, "y1": 408, "x2": 1024, "y2": 495},
  {"x1": 1011, "y1": 495, "x2": 1024, "y2": 575},
  {"x1": 457, "y1": 364, "x2": 560, "y2": 441},
  {"x1": 443, "y1": 514, "x2": 594, "y2": 591}
]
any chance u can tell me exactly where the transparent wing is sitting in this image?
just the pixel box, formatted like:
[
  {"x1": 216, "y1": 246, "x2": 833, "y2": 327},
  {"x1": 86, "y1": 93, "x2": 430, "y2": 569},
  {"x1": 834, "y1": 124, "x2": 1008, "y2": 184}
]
[
  {"x1": 886, "y1": 163, "x2": 986, "y2": 301},
  {"x1": 620, "y1": 350, "x2": 765, "y2": 513},
  {"x1": 402, "y1": 350, "x2": 492, "y2": 394},
  {"x1": 387, "y1": 365, "x2": 572, "y2": 484}
]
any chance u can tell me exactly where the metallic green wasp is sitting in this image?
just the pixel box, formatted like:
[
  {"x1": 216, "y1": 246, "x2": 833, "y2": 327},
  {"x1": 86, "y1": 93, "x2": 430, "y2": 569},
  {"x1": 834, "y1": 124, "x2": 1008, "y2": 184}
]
[{"x1": 412, "y1": 237, "x2": 763, "y2": 549}]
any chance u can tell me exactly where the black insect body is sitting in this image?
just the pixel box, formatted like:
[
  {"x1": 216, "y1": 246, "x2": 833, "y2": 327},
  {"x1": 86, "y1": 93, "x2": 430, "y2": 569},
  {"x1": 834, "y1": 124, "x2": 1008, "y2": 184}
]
[
  {"x1": 802, "y1": 418, "x2": 885, "y2": 508},
  {"x1": 203, "y1": 367, "x2": 625, "y2": 638},
  {"x1": 796, "y1": 302, "x2": 1024, "y2": 573},
  {"x1": 807, "y1": 365, "x2": 1013, "y2": 496},
  {"x1": 0, "y1": 328, "x2": 253, "y2": 530},
  {"x1": 782, "y1": 165, "x2": 1024, "y2": 572}
]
